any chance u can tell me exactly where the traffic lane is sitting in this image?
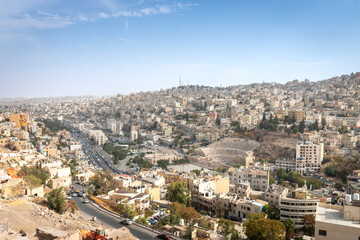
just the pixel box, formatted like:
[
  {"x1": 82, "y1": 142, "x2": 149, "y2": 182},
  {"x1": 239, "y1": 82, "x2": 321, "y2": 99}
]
[{"x1": 73, "y1": 196, "x2": 157, "y2": 240}]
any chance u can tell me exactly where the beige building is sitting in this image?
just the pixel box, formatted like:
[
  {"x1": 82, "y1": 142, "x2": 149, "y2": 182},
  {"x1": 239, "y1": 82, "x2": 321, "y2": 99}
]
[
  {"x1": 315, "y1": 203, "x2": 360, "y2": 240},
  {"x1": 342, "y1": 132, "x2": 357, "y2": 149},
  {"x1": 296, "y1": 141, "x2": 324, "y2": 173},
  {"x1": 228, "y1": 168, "x2": 269, "y2": 191},
  {"x1": 288, "y1": 110, "x2": 306, "y2": 122}
]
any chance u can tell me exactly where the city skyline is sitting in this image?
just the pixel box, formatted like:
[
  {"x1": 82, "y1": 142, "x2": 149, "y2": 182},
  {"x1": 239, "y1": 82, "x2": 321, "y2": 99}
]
[{"x1": 1, "y1": 0, "x2": 360, "y2": 97}]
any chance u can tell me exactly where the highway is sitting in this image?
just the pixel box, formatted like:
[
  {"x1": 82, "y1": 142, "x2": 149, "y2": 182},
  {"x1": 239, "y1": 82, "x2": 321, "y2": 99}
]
[{"x1": 72, "y1": 184, "x2": 158, "y2": 240}]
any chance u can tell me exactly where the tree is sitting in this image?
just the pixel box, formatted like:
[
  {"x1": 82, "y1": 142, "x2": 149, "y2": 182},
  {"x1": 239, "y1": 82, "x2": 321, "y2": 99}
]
[
  {"x1": 136, "y1": 217, "x2": 149, "y2": 226},
  {"x1": 24, "y1": 175, "x2": 42, "y2": 195},
  {"x1": 302, "y1": 214, "x2": 315, "y2": 236},
  {"x1": 191, "y1": 169, "x2": 201, "y2": 176},
  {"x1": 217, "y1": 218, "x2": 238, "y2": 239},
  {"x1": 63, "y1": 199, "x2": 79, "y2": 213},
  {"x1": 325, "y1": 165, "x2": 337, "y2": 177},
  {"x1": 283, "y1": 218, "x2": 295, "y2": 240},
  {"x1": 46, "y1": 188, "x2": 66, "y2": 213},
  {"x1": 262, "y1": 204, "x2": 280, "y2": 220},
  {"x1": 321, "y1": 118, "x2": 326, "y2": 130},
  {"x1": 167, "y1": 182, "x2": 190, "y2": 206},
  {"x1": 299, "y1": 120, "x2": 305, "y2": 133},
  {"x1": 123, "y1": 204, "x2": 138, "y2": 220},
  {"x1": 157, "y1": 160, "x2": 170, "y2": 170},
  {"x1": 18, "y1": 166, "x2": 50, "y2": 185},
  {"x1": 338, "y1": 126, "x2": 348, "y2": 134},
  {"x1": 243, "y1": 213, "x2": 285, "y2": 240}
]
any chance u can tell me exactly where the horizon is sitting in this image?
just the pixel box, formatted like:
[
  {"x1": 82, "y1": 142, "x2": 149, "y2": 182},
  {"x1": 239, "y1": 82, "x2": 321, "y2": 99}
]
[
  {"x1": 1, "y1": 0, "x2": 360, "y2": 98},
  {"x1": 0, "y1": 71, "x2": 354, "y2": 100}
]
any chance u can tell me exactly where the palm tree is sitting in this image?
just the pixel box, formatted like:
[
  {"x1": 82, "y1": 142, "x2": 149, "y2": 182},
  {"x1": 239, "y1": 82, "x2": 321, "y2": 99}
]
[{"x1": 283, "y1": 218, "x2": 295, "y2": 240}]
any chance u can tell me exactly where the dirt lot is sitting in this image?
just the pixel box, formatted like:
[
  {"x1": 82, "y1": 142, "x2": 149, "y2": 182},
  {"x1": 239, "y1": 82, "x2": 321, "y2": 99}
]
[{"x1": 0, "y1": 197, "x2": 101, "y2": 239}]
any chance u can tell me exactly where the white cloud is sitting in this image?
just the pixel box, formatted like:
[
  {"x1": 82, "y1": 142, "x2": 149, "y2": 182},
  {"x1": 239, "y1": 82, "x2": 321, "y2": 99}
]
[
  {"x1": 76, "y1": 13, "x2": 88, "y2": 22},
  {"x1": 0, "y1": 12, "x2": 72, "y2": 30}
]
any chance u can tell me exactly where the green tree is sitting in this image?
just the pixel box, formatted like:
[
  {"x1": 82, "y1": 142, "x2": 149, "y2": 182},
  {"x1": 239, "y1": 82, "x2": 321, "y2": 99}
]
[
  {"x1": 123, "y1": 204, "x2": 138, "y2": 220},
  {"x1": 24, "y1": 175, "x2": 42, "y2": 195},
  {"x1": 283, "y1": 218, "x2": 295, "y2": 240},
  {"x1": 325, "y1": 165, "x2": 337, "y2": 177},
  {"x1": 299, "y1": 120, "x2": 305, "y2": 133},
  {"x1": 167, "y1": 182, "x2": 190, "y2": 206},
  {"x1": 243, "y1": 213, "x2": 285, "y2": 240},
  {"x1": 18, "y1": 166, "x2": 50, "y2": 185},
  {"x1": 157, "y1": 160, "x2": 170, "y2": 170},
  {"x1": 217, "y1": 218, "x2": 238, "y2": 239},
  {"x1": 262, "y1": 204, "x2": 280, "y2": 220},
  {"x1": 191, "y1": 169, "x2": 201, "y2": 176},
  {"x1": 46, "y1": 187, "x2": 66, "y2": 213},
  {"x1": 338, "y1": 126, "x2": 348, "y2": 134},
  {"x1": 136, "y1": 217, "x2": 149, "y2": 226}
]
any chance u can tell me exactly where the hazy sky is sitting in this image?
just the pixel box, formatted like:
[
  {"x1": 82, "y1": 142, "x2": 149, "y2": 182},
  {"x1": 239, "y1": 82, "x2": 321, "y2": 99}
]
[{"x1": 1, "y1": 0, "x2": 360, "y2": 97}]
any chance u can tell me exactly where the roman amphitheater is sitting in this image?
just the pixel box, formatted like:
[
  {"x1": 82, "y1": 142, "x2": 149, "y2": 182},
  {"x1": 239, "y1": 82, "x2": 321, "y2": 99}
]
[{"x1": 189, "y1": 138, "x2": 260, "y2": 168}]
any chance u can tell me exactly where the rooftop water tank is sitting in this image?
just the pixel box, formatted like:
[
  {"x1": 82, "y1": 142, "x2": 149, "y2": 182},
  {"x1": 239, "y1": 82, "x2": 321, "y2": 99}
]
[
  {"x1": 345, "y1": 194, "x2": 352, "y2": 204},
  {"x1": 354, "y1": 193, "x2": 360, "y2": 201}
]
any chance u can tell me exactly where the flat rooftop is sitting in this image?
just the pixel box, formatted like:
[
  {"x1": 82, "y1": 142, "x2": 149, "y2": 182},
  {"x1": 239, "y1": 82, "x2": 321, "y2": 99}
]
[{"x1": 316, "y1": 206, "x2": 360, "y2": 228}]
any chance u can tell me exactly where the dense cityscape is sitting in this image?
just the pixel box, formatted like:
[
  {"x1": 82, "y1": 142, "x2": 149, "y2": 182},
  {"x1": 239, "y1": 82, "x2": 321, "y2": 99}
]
[
  {"x1": 2, "y1": 0, "x2": 360, "y2": 239},
  {"x1": 1, "y1": 72, "x2": 360, "y2": 239}
]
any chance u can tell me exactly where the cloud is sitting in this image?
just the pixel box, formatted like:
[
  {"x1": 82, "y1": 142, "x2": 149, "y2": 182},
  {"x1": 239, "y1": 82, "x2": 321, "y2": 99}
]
[
  {"x1": 0, "y1": 11, "x2": 72, "y2": 30},
  {"x1": 0, "y1": 0, "x2": 198, "y2": 42},
  {"x1": 76, "y1": 13, "x2": 88, "y2": 22},
  {"x1": 98, "y1": 2, "x2": 198, "y2": 19}
]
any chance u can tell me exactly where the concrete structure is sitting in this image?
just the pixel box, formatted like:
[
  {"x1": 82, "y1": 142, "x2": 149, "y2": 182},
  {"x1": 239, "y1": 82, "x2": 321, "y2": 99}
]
[
  {"x1": 315, "y1": 203, "x2": 360, "y2": 240},
  {"x1": 288, "y1": 110, "x2": 306, "y2": 122},
  {"x1": 228, "y1": 168, "x2": 269, "y2": 191},
  {"x1": 296, "y1": 141, "x2": 324, "y2": 173},
  {"x1": 280, "y1": 186, "x2": 319, "y2": 229},
  {"x1": 88, "y1": 130, "x2": 108, "y2": 145}
]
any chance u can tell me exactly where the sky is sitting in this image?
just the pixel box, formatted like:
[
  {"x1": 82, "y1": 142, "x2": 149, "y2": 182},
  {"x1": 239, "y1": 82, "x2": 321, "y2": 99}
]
[{"x1": 1, "y1": 0, "x2": 360, "y2": 98}]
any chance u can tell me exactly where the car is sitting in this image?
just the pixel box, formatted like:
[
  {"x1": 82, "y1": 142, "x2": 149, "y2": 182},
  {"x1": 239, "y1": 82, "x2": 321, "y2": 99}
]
[
  {"x1": 67, "y1": 191, "x2": 72, "y2": 195},
  {"x1": 157, "y1": 234, "x2": 172, "y2": 239},
  {"x1": 72, "y1": 193, "x2": 77, "y2": 197},
  {"x1": 66, "y1": 195, "x2": 72, "y2": 200},
  {"x1": 78, "y1": 192, "x2": 83, "y2": 197},
  {"x1": 121, "y1": 219, "x2": 133, "y2": 225},
  {"x1": 82, "y1": 198, "x2": 89, "y2": 203}
]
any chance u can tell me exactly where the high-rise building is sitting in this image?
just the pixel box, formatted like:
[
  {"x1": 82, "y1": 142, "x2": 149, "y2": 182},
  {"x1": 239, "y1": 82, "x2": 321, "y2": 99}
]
[{"x1": 296, "y1": 141, "x2": 324, "y2": 173}]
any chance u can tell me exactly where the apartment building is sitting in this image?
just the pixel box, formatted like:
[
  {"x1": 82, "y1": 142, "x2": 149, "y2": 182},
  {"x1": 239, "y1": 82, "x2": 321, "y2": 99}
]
[
  {"x1": 280, "y1": 187, "x2": 319, "y2": 229},
  {"x1": 342, "y1": 132, "x2": 357, "y2": 149},
  {"x1": 88, "y1": 130, "x2": 108, "y2": 145},
  {"x1": 288, "y1": 110, "x2": 306, "y2": 122},
  {"x1": 295, "y1": 141, "x2": 324, "y2": 173},
  {"x1": 196, "y1": 192, "x2": 266, "y2": 221},
  {"x1": 263, "y1": 184, "x2": 288, "y2": 207},
  {"x1": 228, "y1": 168, "x2": 269, "y2": 191}
]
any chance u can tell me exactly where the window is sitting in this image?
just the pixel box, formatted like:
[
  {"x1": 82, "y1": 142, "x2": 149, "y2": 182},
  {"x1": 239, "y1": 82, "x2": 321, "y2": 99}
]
[{"x1": 319, "y1": 230, "x2": 327, "y2": 236}]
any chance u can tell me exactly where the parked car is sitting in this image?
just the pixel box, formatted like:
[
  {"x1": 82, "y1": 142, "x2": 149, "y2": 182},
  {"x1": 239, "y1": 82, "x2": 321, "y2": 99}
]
[
  {"x1": 66, "y1": 195, "x2": 72, "y2": 200},
  {"x1": 78, "y1": 192, "x2": 83, "y2": 197},
  {"x1": 157, "y1": 233, "x2": 172, "y2": 239},
  {"x1": 72, "y1": 193, "x2": 77, "y2": 197},
  {"x1": 121, "y1": 219, "x2": 133, "y2": 225},
  {"x1": 82, "y1": 198, "x2": 89, "y2": 203}
]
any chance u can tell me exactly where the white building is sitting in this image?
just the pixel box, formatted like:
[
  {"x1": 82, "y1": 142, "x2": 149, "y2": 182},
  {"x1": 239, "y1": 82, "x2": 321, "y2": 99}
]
[
  {"x1": 228, "y1": 168, "x2": 269, "y2": 191},
  {"x1": 295, "y1": 141, "x2": 324, "y2": 174}
]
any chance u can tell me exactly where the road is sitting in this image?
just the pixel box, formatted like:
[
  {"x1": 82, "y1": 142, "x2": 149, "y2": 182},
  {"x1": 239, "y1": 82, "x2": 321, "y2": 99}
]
[{"x1": 72, "y1": 185, "x2": 158, "y2": 240}]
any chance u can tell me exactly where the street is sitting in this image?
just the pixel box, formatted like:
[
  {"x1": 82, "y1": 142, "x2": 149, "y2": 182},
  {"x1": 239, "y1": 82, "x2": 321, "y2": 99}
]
[{"x1": 72, "y1": 185, "x2": 159, "y2": 240}]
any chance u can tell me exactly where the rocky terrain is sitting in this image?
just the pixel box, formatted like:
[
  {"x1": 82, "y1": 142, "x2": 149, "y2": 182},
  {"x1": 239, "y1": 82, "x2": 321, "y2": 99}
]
[
  {"x1": 253, "y1": 132, "x2": 298, "y2": 162},
  {"x1": 0, "y1": 197, "x2": 136, "y2": 240}
]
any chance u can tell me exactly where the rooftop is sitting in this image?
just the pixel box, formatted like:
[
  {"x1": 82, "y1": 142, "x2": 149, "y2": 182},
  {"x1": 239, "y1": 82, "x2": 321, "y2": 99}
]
[{"x1": 316, "y1": 206, "x2": 360, "y2": 228}]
